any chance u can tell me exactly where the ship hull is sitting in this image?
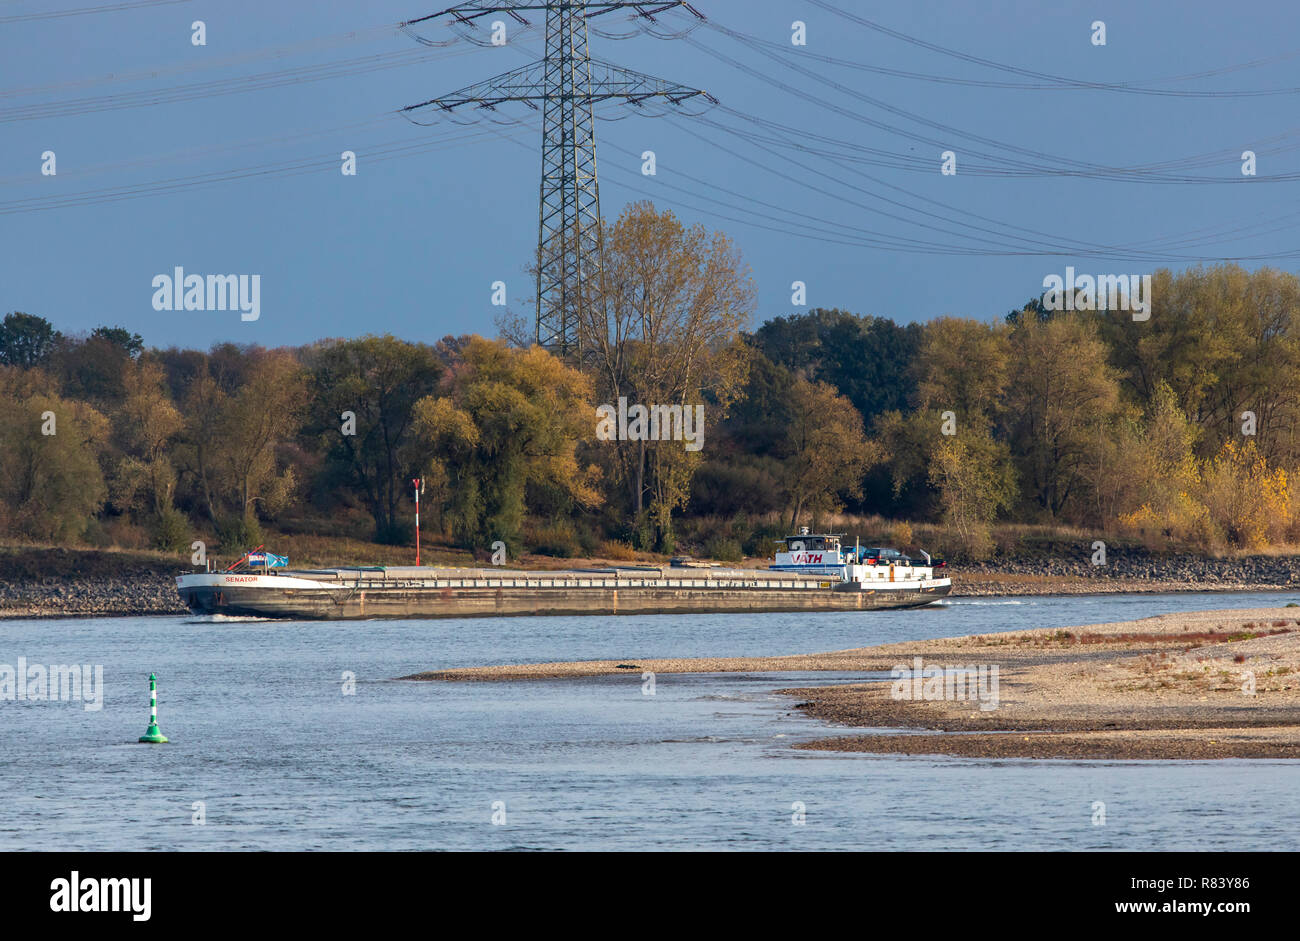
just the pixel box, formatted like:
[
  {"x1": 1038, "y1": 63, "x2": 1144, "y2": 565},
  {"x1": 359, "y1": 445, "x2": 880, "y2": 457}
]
[{"x1": 176, "y1": 570, "x2": 951, "y2": 620}]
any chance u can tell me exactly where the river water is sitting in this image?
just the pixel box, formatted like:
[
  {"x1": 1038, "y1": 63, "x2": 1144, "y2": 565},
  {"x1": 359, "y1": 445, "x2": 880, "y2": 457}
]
[{"x1": 2, "y1": 591, "x2": 1297, "y2": 850}]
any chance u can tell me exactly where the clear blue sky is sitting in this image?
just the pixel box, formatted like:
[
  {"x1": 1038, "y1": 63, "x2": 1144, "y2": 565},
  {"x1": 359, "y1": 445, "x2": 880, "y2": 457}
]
[{"x1": 3, "y1": 0, "x2": 1298, "y2": 350}]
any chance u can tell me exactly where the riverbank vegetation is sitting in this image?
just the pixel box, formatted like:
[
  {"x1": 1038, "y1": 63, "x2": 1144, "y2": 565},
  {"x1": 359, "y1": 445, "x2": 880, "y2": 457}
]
[{"x1": 3, "y1": 203, "x2": 1300, "y2": 565}]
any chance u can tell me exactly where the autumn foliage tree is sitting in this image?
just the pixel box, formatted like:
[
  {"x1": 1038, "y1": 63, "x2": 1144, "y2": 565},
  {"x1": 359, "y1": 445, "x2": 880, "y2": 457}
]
[
  {"x1": 576, "y1": 201, "x2": 754, "y2": 550},
  {"x1": 0, "y1": 368, "x2": 108, "y2": 541},
  {"x1": 10, "y1": 253, "x2": 1300, "y2": 562},
  {"x1": 412, "y1": 337, "x2": 600, "y2": 553},
  {"x1": 110, "y1": 358, "x2": 185, "y2": 548},
  {"x1": 779, "y1": 378, "x2": 883, "y2": 529},
  {"x1": 873, "y1": 317, "x2": 1016, "y2": 555},
  {"x1": 1198, "y1": 440, "x2": 1291, "y2": 549},
  {"x1": 1005, "y1": 313, "x2": 1121, "y2": 519},
  {"x1": 303, "y1": 335, "x2": 443, "y2": 543},
  {"x1": 175, "y1": 347, "x2": 309, "y2": 549}
]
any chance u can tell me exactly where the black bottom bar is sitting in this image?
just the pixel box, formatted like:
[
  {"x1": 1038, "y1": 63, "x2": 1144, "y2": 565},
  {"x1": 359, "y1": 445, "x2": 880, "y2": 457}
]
[{"x1": 0, "y1": 852, "x2": 1284, "y2": 927}]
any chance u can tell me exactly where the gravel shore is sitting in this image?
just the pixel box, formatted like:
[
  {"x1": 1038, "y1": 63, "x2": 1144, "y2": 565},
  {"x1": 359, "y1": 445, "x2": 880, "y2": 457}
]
[
  {"x1": 0, "y1": 575, "x2": 187, "y2": 617},
  {"x1": 404, "y1": 607, "x2": 1300, "y2": 759},
  {"x1": 0, "y1": 549, "x2": 187, "y2": 618}
]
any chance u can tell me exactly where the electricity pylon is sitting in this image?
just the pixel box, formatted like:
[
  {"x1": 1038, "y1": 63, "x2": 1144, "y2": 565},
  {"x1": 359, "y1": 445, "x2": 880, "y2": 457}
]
[{"x1": 401, "y1": 2, "x2": 714, "y2": 358}]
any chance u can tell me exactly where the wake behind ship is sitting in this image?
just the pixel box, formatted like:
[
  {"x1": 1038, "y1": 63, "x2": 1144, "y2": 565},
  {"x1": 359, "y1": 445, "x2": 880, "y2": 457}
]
[{"x1": 176, "y1": 531, "x2": 951, "y2": 620}]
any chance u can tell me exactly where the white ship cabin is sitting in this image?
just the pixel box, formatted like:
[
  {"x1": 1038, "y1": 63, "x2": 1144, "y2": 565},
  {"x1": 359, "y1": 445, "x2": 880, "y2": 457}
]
[
  {"x1": 771, "y1": 531, "x2": 850, "y2": 573},
  {"x1": 770, "y1": 528, "x2": 944, "y2": 583}
]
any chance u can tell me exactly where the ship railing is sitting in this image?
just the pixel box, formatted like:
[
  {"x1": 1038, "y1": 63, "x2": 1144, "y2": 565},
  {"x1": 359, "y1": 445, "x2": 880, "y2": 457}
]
[{"x1": 282, "y1": 566, "x2": 845, "y2": 592}]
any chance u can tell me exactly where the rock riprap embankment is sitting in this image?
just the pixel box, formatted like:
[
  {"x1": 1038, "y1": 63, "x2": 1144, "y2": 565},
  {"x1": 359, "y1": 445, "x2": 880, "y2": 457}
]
[{"x1": 0, "y1": 574, "x2": 186, "y2": 617}]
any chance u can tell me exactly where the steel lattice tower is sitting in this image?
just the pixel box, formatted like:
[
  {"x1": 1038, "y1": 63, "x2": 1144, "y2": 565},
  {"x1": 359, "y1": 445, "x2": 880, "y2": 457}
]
[
  {"x1": 401, "y1": 2, "x2": 712, "y2": 357},
  {"x1": 537, "y1": 6, "x2": 599, "y2": 357}
]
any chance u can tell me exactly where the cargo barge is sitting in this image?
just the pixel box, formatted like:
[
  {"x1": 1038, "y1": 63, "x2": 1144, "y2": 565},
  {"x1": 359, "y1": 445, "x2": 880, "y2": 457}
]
[{"x1": 175, "y1": 531, "x2": 951, "y2": 620}]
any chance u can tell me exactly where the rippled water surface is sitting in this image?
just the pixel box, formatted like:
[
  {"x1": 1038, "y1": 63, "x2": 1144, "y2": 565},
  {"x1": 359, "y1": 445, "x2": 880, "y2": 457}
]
[{"x1": 2, "y1": 591, "x2": 1297, "y2": 850}]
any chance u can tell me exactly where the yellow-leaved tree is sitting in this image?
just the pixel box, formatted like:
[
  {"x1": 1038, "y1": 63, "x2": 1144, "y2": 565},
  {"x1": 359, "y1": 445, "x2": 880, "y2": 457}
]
[
  {"x1": 110, "y1": 358, "x2": 185, "y2": 548},
  {"x1": 779, "y1": 378, "x2": 884, "y2": 530},
  {"x1": 0, "y1": 368, "x2": 108, "y2": 542},
  {"x1": 412, "y1": 337, "x2": 600, "y2": 554},
  {"x1": 575, "y1": 201, "x2": 754, "y2": 552},
  {"x1": 1198, "y1": 439, "x2": 1290, "y2": 549},
  {"x1": 1112, "y1": 381, "x2": 1206, "y2": 546}
]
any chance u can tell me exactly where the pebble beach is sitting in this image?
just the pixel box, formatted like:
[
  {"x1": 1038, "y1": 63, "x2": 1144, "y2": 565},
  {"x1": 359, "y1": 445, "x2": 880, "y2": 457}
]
[{"x1": 407, "y1": 607, "x2": 1300, "y2": 760}]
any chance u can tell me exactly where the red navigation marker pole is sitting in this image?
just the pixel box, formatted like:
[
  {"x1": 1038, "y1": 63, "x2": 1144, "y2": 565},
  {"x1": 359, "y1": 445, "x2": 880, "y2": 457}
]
[{"x1": 412, "y1": 478, "x2": 422, "y2": 567}]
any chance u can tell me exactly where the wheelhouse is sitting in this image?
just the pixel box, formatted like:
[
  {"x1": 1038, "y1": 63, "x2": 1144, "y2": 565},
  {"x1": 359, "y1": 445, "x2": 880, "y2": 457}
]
[{"x1": 776, "y1": 533, "x2": 846, "y2": 554}]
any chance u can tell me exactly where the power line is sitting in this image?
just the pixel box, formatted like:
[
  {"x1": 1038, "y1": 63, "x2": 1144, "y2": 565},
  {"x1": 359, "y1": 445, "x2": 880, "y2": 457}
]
[
  {"x1": 675, "y1": 111, "x2": 1300, "y2": 261},
  {"x1": 707, "y1": 100, "x2": 1300, "y2": 182},
  {"x1": 0, "y1": 23, "x2": 403, "y2": 101},
  {"x1": 401, "y1": 1, "x2": 713, "y2": 357},
  {"x1": 807, "y1": 0, "x2": 1300, "y2": 98},
  {"x1": 686, "y1": 31, "x2": 1300, "y2": 183},
  {"x1": 705, "y1": 17, "x2": 1300, "y2": 98},
  {"x1": 0, "y1": 0, "x2": 190, "y2": 24},
  {"x1": 0, "y1": 114, "x2": 394, "y2": 186},
  {"x1": 0, "y1": 42, "x2": 494, "y2": 124},
  {"x1": 479, "y1": 12, "x2": 1300, "y2": 262},
  {"x1": 0, "y1": 123, "x2": 519, "y2": 215}
]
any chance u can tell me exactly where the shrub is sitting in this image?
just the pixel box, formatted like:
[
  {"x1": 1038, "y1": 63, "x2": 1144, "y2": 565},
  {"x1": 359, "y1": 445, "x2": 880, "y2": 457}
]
[
  {"x1": 743, "y1": 522, "x2": 787, "y2": 558},
  {"x1": 689, "y1": 459, "x2": 782, "y2": 516},
  {"x1": 886, "y1": 520, "x2": 914, "y2": 549},
  {"x1": 601, "y1": 539, "x2": 637, "y2": 561},
  {"x1": 1199, "y1": 440, "x2": 1290, "y2": 549},
  {"x1": 80, "y1": 516, "x2": 111, "y2": 548},
  {"x1": 374, "y1": 520, "x2": 414, "y2": 546},
  {"x1": 703, "y1": 535, "x2": 743, "y2": 562},
  {"x1": 217, "y1": 513, "x2": 262, "y2": 553},
  {"x1": 103, "y1": 517, "x2": 148, "y2": 550},
  {"x1": 527, "y1": 520, "x2": 580, "y2": 558},
  {"x1": 151, "y1": 507, "x2": 191, "y2": 552},
  {"x1": 576, "y1": 524, "x2": 600, "y2": 557},
  {"x1": 935, "y1": 522, "x2": 994, "y2": 561}
]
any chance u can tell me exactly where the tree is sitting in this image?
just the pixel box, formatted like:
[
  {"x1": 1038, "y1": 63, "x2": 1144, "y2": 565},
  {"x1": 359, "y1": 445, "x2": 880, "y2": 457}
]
[
  {"x1": 0, "y1": 377, "x2": 108, "y2": 542},
  {"x1": 1005, "y1": 313, "x2": 1122, "y2": 518},
  {"x1": 720, "y1": 345, "x2": 795, "y2": 455},
  {"x1": 752, "y1": 308, "x2": 922, "y2": 427},
  {"x1": 1005, "y1": 295, "x2": 1050, "y2": 325},
  {"x1": 690, "y1": 347, "x2": 791, "y2": 517},
  {"x1": 576, "y1": 201, "x2": 754, "y2": 549},
  {"x1": 778, "y1": 378, "x2": 884, "y2": 528},
  {"x1": 303, "y1": 335, "x2": 443, "y2": 543},
  {"x1": 870, "y1": 318, "x2": 1012, "y2": 523},
  {"x1": 110, "y1": 358, "x2": 184, "y2": 525},
  {"x1": 1096, "y1": 265, "x2": 1300, "y2": 463},
  {"x1": 176, "y1": 347, "x2": 308, "y2": 547},
  {"x1": 927, "y1": 430, "x2": 1016, "y2": 558},
  {"x1": 1110, "y1": 382, "x2": 1204, "y2": 545},
  {"x1": 872, "y1": 408, "x2": 941, "y2": 519},
  {"x1": 1196, "y1": 266, "x2": 1300, "y2": 467},
  {"x1": 91, "y1": 326, "x2": 145, "y2": 358},
  {"x1": 1198, "y1": 439, "x2": 1290, "y2": 549},
  {"x1": 53, "y1": 333, "x2": 136, "y2": 405},
  {"x1": 412, "y1": 338, "x2": 600, "y2": 552},
  {"x1": 913, "y1": 316, "x2": 1011, "y2": 425},
  {"x1": 0, "y1": 312, "x2": 62, "y2": 368}
]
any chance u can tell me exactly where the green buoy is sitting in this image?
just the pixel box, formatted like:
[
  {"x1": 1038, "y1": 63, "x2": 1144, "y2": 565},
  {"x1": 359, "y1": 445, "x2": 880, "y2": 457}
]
[{"x1": 138, "y1": 673, "x2": 169, "y2": 744}]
